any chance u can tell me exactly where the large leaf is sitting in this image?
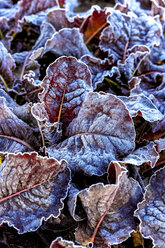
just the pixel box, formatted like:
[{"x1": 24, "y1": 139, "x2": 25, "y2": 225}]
[
  {"x1": 75, "y1": 163, "x2": 143, "y2": 247},
  {"x1": 99, "y1": 10, "x2": 161, "y2": 62},
  {"x1": 135, "y1": 167, "x2": 165, "y2": 248},
  {"x1": 0, "y1": 152, "x2": 70, "y2": 233},
  {"x1": 43, "y1": 28, "x2": 90, "y2": 58},
  {"x1": 32, "y1": 56, "x2": 92, "y2": 127},
  {"x1": 0, "y1": 97, "x2": 41, "y2": 152},
  {"x1": 48, "y1": 92, "x2": 136, "y2": 176}
]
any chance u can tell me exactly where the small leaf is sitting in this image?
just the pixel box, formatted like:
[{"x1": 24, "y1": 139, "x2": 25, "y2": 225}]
[
  {"x1": 46, "y1": 9, "x2": 84, "y2": 31},
  {"x1": 0, "y1": 152, "x2": 70, "y2": 233},
  {"x1": 48, "y1": 92, "x2": 136, "y2": 176},
  {"x1": 135, "y1": 167, "x2": 165, "y2": 248},
  {"x1": 80, "y1": 7, "x2": 110, "y2": 45},
  {"x1": 50, "y1": 237, "x2": 86, "y2": 248}
]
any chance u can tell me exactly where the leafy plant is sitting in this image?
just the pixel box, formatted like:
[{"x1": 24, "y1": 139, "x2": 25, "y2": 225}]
[{"x1": 0, "y1": 0, "x2": 165, "y2": 247}]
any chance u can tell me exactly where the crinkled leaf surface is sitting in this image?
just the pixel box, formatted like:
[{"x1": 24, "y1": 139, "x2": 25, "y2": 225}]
[
  {"x1": 75, "y1": 163, "x2": 143, "y2": 247},
  {"x1": 15, "y1": 0, "x2": 58, "y2": 19},
  {"x1": 135, "y1": 167, "x2": 165, "y2": 248},
  {"x1": 0, "y1": 97, "x2": 41, "y2": 152},
  {"x1": 50, "y1": 237, "x2": 85, "y2": 248},
  {"x1": 48, "y1": 92, "x2": 136, "y2": 176},
  {"x1": 99, "y1": 10, "x2": 161, "y2": 62},
  {"x1": 32, "y1": 56, "x2": 92, "y2": 127},
  {"x1": 43, "y1": 28, "x2": 90, "y2": 58},
  {"x1": 0, "y1": 41, "x2": 16, "y2": 85},
  {"x1": 119, "y1": 94, "x2": 164, "y2": 122},
  {"x1": 0, "y1": 152, "x2": 70, "y2": 234}
]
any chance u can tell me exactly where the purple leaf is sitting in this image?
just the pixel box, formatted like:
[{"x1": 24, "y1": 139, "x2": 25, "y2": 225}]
[
  {"x1": 0, "y1": 41, "x2": 16, "y2": 86},
  {"x1": 123, "y1": 142, "x2": 160, "y2": 168},
  {"x1": 43, "y1": 28, "x2": 90, "y2": 58},
  {"x1": 15, "y1": 0, "x2": 58, "y2": 19},
  {"x1": 48, "y1": 92, "x2": 135, "y2": 176},
  {"x1": 32, "y1": 56, "x2": 92, "y2": 127},
  {"x1": 46, "y1": 8, "x2": 84, "y2": 31},
  {"x1": 81, "y1": 55, "x2": 112, "y2": 90},
  {"x1": 135, "y1": 167, "x2": 165, "y2": 248},
  {"x1": 99, "y1": 10, "x2": 161, "y2": 63},
  {"x1": 75, "y1": 163, "x2": 143, "y2": 247},
  {"x1": 0, "y1": 97, "x2": 41, "y2": 152},
  {"x1": 0, "y1": 152, "x2": 70, "y2": 233},
  {"x1": 119, "y1": 94, "x2": 164, "y2": 122}
]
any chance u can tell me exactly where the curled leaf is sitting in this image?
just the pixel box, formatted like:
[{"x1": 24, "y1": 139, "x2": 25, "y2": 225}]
[
  {"x1": 80, "y1": 7, "x2": 110, "y2": 45},
  {"x1": 99, "y1": 10, "x2": 161, "y2": 62},
  {"x1": 0, "y1": 152, "x2": 70, "y2": 233},
  {"x1": 119, "y1": 94, "x2": 164, "y2": 122},
  {"x1": 75, "y1": 163, "x2": 143, "y2": 247},
  {"x1": 135, "y1": 167, "x2": 165, "y2": 248}
]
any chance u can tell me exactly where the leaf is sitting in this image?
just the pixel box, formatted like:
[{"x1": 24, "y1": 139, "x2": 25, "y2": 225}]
[
  {"x1": 15, "y1": 0, "x2": 58, "y2": 19},
  {"x1": 32, "y1": 21, "x2": 56, "y2": 50},
  {"x1": 123, "y1": 142, "x2": 160, "y2": 168},
  {"x1": 80, "y1": 7, "x2": 110, "y2": 45},
  {"x1": 32, "y1": 56, "x2": 92, "y2": 127},
  {"x1": 130, "y1": 73, "x2": 165, "y2": 114},
  {"x1": 81, "y1": 55, "x2": 112, "y2": 90},
  {"x1": 46, "y1": 9, "x2": 84, "y2": 31},
  {"x1": 119, "y1": 94, "x2": 164, "y2": 122},
  {"x1": 117, "y1": 45, "x2": 150, "y2": 81},
  {"x1": 50, "y1": 237, "x2": 85, "y2": 248},
  {"x1": 0, "y1": 41, "x2": 16, "y2": 86},
  {"x1": 0, "y1": 152, "x2": 70, "y2": 233},
  {"x1": 75, "y1": 163, "x2": 143, "y2": 247},
  {"x1": 0, "y1": 97, "x2": 41, "y2": 152},
  {"x1": 135, "y1": 167, "x2": 165, "y2": 248},
  {"x1": 43, "y1": 28, "x2": 90, "y2": 58},
  {"x1": 99, "y1": 10, "x2": 162, "y2": 63},
  {"x1": 48, "y1": 92, "x2": 136, "y2": 176}
]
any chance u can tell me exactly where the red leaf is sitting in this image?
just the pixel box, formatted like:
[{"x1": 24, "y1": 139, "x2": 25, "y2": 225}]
[
  {"x1": 32, "y1": 56, "x2": 92, "y2": 127},
  {"x1": 80, "y1": 8, "x2": 110, "y2": 45}
]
